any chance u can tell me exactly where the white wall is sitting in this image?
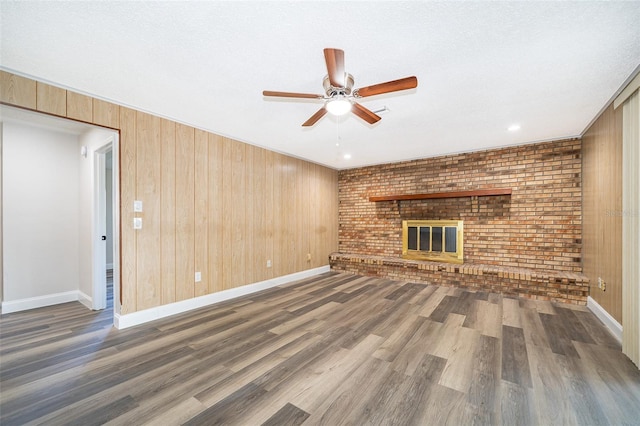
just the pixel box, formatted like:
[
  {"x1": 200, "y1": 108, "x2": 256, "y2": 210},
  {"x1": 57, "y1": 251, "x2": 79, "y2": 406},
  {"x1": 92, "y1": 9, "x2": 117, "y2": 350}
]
[{"x1": 2, "y1": 122, "x2": 80, "y2": 303}]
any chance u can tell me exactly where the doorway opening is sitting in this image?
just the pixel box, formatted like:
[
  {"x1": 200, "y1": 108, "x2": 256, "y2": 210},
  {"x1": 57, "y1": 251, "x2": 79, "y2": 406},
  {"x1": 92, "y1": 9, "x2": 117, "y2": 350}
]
[
  {"x1": 92, "y1": 142, "x2": 114, "y2": 312},
  {"x1": 0, "y1": 105, "x2": 120, "y2": 320}
]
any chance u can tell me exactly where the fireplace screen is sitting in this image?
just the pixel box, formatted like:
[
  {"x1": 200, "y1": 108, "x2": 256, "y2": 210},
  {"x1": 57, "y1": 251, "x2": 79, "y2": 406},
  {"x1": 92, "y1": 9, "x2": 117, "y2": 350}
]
[{"x1": 402, "y1": 220, "x2": 464, "y2": 264}]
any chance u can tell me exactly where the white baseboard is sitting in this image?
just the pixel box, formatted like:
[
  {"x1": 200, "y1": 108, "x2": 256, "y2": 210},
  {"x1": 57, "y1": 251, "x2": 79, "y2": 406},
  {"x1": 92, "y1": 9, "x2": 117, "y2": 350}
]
[
  {"x1": 78, "y1": 291, "x2": 93, "y2": 310},
  {"x1": 587, "y1": 296, "x2": 623, "y2": 343},
  {"x1": 1, "y1": 291, "x2": 79, "y2": 314},
  {"x1": 114, "y1": 265, "x2": 330, "y2": 329}
]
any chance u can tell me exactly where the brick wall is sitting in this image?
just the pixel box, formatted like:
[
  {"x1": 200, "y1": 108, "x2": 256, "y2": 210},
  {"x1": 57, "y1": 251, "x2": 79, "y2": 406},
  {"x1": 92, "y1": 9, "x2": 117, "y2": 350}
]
[{"x1": 338, "y1": 139, "x2": 582, "y2": 273}]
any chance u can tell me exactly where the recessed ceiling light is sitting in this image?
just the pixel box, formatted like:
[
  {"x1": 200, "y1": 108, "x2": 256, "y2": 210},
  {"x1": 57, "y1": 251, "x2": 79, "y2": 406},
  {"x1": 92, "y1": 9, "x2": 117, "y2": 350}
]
[
  {"x1": 343, "y1": 154, "x2": 352, "y2": 160},
  {"x1": 508, "y1": 124, "x2": 521, "y2": 132}
]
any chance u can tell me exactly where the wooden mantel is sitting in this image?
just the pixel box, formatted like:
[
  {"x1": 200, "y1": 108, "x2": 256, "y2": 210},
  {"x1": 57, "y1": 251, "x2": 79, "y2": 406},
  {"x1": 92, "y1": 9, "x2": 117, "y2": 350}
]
[{"x1": 369, "y1": 188, "x2": 512, "y2": 202}]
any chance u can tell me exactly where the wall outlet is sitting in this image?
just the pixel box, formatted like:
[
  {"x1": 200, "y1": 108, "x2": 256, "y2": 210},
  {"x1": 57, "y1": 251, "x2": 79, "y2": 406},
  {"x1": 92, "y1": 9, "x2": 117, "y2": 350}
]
[
  {"x1": 307, "y1": 253, "x2": 311, "y2": 261},
  {"x1": 266, "y1": 260, "x2": 272, "y2": 268},
  {"x1": 133, "y1": 200, "x2": 143, "y2": 212},
  {"x1": 133, "y1": 217, "x2": 142, "y2": 229},
  {"x1": 195, "y1": 272, "x2": 201, "y2": 282}
]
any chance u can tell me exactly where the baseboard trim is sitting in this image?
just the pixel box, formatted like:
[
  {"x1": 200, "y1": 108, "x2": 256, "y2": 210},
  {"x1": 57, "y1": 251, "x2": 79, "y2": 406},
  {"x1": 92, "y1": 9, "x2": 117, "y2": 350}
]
[
  {"x1": 114, "y1": 265, "x2": 330, "y2": 329},
  {"x1": 78, "y1": 291, "x2": 93, "y2": 310},
  {"x1": 1, "y1": 291, "x2": 79, "y2": 314},
  {"x1": 587, "y1": 296, "x2": 623, "y2": 343}
]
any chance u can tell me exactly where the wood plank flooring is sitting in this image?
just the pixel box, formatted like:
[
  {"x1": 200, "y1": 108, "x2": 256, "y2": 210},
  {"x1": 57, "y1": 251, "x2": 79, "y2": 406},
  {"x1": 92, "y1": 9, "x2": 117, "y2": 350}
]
[{"x1": 1, "y1": 272, "x2": 639, "y2": 425}]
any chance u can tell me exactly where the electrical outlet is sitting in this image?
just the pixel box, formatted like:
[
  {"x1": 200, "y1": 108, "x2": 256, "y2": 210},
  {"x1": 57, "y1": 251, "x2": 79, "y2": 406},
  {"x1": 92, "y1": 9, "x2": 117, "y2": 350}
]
[
  {"x1": 133, "y1": 217, "x2": 142, "y2": 229},
  {"x1": 266, "y1": 260, "x2": 272, "y2": 268},
  {"x1": 195, "y1": 272, "x2": 201, "y2": 282},
  {"x1": 307, "y1": 253, "x2": 311, "y2": 261}
]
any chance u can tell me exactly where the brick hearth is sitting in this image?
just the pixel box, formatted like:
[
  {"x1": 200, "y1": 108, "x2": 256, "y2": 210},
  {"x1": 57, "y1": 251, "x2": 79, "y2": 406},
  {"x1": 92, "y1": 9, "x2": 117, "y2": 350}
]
[{"x1": 335, "y1": 138, "x2": 586, "y2": 303}]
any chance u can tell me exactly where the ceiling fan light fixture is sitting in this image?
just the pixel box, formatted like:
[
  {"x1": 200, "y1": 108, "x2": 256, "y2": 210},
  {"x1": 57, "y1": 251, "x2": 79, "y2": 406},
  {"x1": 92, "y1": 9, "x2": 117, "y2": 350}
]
[{"x1": 326, "y1": 97, "x2": 352, "y2": 116}]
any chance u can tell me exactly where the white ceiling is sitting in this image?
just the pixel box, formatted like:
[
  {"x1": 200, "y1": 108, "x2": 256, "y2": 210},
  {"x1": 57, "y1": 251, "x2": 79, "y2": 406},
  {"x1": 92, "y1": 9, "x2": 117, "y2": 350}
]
[{"x1": 1, "y1": 1, "x2": 639, "y2": 169}]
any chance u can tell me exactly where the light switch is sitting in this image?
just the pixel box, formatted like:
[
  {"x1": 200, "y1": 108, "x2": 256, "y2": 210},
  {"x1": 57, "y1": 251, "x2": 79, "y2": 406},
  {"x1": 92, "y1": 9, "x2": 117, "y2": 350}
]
[
  {"x1": 134, "y1": 200, "x2": 143, "y2": 212},
  {"x1": 133, "y1": 217, "x2": 142, "y2": 229}
]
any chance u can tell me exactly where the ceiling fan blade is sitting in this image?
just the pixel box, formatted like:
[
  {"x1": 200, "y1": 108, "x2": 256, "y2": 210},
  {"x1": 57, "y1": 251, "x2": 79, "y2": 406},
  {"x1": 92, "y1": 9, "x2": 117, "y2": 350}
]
[
  {"x1": 351, "y1": 102, "x2": 381, "y2": 124},
  {"x1": 263, "y1": 90, "x2": 324, "y2": 99},
  {"x1": 324, "y1": 48, "x2": 345, "y2": 88},
  {"x1": 302, "y1": 107, "x2": 328, "y2": 127},
  {"x1": 355, "y1": 76, "x2": 418, "y2": 98}
]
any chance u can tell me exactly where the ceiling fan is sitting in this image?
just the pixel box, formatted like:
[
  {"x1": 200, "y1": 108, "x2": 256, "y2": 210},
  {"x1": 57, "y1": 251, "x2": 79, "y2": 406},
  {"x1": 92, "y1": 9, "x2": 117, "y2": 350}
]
[{"x1": 263, "y1": 48, "x2": 418, "y2": 127}]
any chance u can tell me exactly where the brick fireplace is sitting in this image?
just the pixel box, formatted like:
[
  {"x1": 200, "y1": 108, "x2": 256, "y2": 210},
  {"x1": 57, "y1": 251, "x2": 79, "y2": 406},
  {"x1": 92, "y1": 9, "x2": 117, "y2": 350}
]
[{"x1": 331, "y1": 138, "x2": 588, "y2": 304}]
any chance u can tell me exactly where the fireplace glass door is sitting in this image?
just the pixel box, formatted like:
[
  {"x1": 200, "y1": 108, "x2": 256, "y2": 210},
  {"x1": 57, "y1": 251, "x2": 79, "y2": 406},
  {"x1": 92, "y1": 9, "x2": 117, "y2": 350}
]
[{"x1": 402, "y1": 220, "x2": 464, "y2": 264}]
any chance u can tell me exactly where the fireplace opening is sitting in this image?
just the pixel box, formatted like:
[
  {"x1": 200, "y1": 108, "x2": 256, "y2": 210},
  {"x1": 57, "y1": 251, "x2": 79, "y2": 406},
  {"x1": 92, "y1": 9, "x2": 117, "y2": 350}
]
[{"x1": 402, "y1": 220, "x2": 464, "y2": 264}]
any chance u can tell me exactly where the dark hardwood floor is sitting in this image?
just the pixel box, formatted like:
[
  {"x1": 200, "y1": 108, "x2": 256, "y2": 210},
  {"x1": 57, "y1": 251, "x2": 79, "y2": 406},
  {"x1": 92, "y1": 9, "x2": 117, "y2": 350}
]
[{"x1": 1, "y1": 272, "x2": 639, "y2": 425}]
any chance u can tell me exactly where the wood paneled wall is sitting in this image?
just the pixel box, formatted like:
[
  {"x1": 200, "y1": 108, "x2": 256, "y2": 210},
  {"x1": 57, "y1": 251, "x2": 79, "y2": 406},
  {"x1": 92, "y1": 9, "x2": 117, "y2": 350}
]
[
  {"x1": 582, "y1": 103, "x2": 623, "y2": 322},
  {"x1": 621, "y1": 90, "x2": 640, "y2": 366},
  {"x1": 0, "y1": 71, "x2": 339, "y2": 315}
]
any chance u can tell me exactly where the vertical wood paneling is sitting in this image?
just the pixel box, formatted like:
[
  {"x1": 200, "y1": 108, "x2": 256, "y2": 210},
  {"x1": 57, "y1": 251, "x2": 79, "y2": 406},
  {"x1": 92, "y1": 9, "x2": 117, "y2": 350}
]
[
  {"x1": 283, "y1": 156, "x2": 296, "y2": 274},
  {"x1": 270, "y1": 153, "x2": 282, "y2": 277},
  {"x1": 194, "y1": 129, "x2": 209, "y2": 297},
  {"x1": 252, "y1": 146, "x2": 267, "y2": 282},
  {"x1": 119, "y1": 107, "x2": 138, "y2": 314},
  {"x1": 265, "y1": 151, "x2": 275, "y2": 279},
  {"x1": 303, "y1": 162, "x2": 312, "y2": 267},
  {"x1": 318, "y1": 166, "x2": 335, "y2": 264},
  {"x1": 275, "y1": 154, "x2": 291, "y2": 276},
  {"x1": 292, "y1": 158, "x2": 302, "y2": 272},
  {"x1": 160, "y1": 119, "x2": 176, "y2": 304},
  {"x1": 298, "y1": 160, "x2": 309, "y2": 271},
  {"x1": 93, "y1": 99, "x2": 120, "y2": 128},
  {"x1": 244, "y1": 145, "x2": 256, "y2": 285},
  {"x1": 135, "y1": 112, "x2": 162, "y2": 310},
  {"x1": 208, "y1": 134, "x2": 224, "y2": 293},
  {"x1": 221, "y1": 138, "x2": 234, "y2": 289},
  {"x1": 300, "y1": 160, "x2": 310, "y2": 271},
  {"x1": 231, "y1": 141, "x2": 247, "y2": 288},
  {"x1": 1, "y1": 73, "x2": 340, "y2": 316},
  {"x1": 36, "y1": 82, "x2": 66, "y2": 116},
  {"x1": 0, "y1": 71, "x2": 36, "y2": 108},
  {"x1": 331, "y1": 169, "x2": 339, "y2": 254},
  {"x1": 621, "y1": 91, "x2": 640, "y2": 366},
  {"x1": 175, "y1": 124, "x2": 195, "y2": 301},
  {"x1": 326, "y1": 167, "x2": 339, "y2": 262},
  {"x1": 66, "y1": 91, "x2": 93, "y2": 122},
  {"x1": 582, "y1": 103, "x2": 623, "y2": 322},
  {"x1": 298, "y1": 160, "x2": 310, "y2": 270},
  {"x1": 309, "y1": 164, "x2": 322, "y2": 268}
]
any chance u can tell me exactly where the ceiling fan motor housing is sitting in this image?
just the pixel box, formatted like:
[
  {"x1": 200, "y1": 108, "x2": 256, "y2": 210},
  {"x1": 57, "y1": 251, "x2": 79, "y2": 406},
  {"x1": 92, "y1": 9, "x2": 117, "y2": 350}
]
[{"x1": 323, "y1": 73, "x2": 354, "y2": 97}]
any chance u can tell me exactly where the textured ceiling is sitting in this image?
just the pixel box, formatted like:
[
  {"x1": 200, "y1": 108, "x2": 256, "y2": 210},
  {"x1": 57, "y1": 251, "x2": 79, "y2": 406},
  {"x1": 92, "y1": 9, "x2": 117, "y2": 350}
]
[{"x1": 1, "y1": 1, "x2": 639, "y2": 169}]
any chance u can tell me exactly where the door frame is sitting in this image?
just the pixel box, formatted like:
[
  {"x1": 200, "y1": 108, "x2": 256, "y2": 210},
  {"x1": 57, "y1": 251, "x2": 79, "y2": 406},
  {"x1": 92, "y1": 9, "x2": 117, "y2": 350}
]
[{"x1": 93, "y1": 135, "x2": 120, "y2": 313}]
